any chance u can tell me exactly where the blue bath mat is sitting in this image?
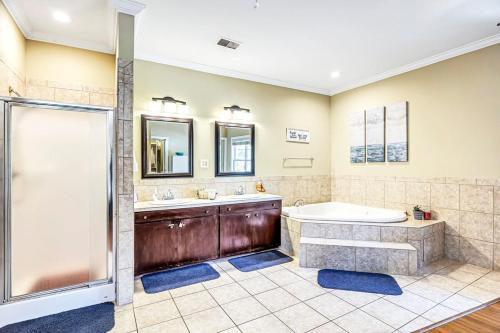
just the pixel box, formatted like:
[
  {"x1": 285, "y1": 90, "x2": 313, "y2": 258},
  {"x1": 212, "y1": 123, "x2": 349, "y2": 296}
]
[
  {"x1": 229, "y1": 250, "x2": 293, "y2": 272},
  {"x1": 141, "y1": 263, "x2": 220, "y2": 294},
  {"x1": 318, "y1": 269, "x2": 402, "y2": 295},
  {"x1": 0, "y1": 302, "x2": 114, "y2": 333}
]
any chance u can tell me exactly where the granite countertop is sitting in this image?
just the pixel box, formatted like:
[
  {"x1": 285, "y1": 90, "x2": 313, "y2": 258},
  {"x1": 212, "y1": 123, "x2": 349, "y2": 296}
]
[{"x1": 134, "y1": 193, "x2": 283, "y2": 212}]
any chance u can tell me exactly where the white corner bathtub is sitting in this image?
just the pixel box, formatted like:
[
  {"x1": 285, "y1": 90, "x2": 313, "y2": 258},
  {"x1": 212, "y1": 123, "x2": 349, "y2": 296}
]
[{"x1": 282, "y1": 202, "x2": 407, "y2": 223}]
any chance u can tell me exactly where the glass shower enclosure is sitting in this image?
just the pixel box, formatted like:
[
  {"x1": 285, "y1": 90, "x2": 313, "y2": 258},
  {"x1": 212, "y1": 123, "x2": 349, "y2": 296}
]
[{"x1": 0, "y1": 97, "x2": 114, "y2": 303}]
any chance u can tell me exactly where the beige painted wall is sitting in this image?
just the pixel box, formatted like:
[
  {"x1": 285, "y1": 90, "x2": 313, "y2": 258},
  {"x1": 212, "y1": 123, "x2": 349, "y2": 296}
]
[
  {"x1": 0, "y1": 1, "x2": 26, "y2": 95},
  {"x1": 330, "y1": 44, "x2": 500, "y2": 178},
  {"x1": 26, "y1": 40, "x2": 115, "y2": 89},
  {"x1": 134, "y1": 60, "x2": 331, "y2": 181}
]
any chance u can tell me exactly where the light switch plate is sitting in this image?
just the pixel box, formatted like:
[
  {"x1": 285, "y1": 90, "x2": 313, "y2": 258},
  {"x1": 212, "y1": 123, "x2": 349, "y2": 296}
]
[{"x1": 200, "y1": 159, "x2": 209, "y2": 168}]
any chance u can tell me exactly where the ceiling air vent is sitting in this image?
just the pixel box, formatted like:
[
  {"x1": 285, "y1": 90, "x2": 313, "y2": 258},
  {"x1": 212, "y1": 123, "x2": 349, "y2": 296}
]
[{"x1": 217, "y1": 38, "x2": 240, "y2": 50}]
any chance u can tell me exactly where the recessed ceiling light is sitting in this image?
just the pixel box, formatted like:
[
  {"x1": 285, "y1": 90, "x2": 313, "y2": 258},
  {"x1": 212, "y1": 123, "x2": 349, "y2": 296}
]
[
  {"x1": 52, "y1": 10, "x2": 71, "y2": 23},
  {"x1": 330, "y1": 71, "x2": 341, "y2": 79}
]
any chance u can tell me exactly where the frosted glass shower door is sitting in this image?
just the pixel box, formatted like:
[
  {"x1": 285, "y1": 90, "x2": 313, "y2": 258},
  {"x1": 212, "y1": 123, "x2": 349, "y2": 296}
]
[{"x1": 8, "y1": 104, "x2": 111, "y2": 298}]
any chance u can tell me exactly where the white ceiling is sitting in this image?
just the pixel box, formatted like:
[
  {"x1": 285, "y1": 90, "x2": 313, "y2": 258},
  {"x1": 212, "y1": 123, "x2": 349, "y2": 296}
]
[{"x1": 5, "y1": 0, "x2": 500, "y2": 95}]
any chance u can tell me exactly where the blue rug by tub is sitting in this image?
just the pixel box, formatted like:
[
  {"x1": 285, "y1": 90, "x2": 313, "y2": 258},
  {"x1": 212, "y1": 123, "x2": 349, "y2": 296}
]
[
  {"x1": 0, "y1": 302, "x2": 114, "y2": 333},
  {"x1": 141, "y1": 263, "x2": 220, "y2": 294},
  {"x1": 318, "y1": 269, "x2": 402, "y2": 295},
  {"x1": 228, "y1": 250, "x2": 293, "y2": 272}
]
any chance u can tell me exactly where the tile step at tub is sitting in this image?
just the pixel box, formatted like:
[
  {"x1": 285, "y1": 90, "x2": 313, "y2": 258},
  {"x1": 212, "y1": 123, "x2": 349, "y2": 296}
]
[{"x1": 299, "y1": 237, "x2": 419, "y2": 275}]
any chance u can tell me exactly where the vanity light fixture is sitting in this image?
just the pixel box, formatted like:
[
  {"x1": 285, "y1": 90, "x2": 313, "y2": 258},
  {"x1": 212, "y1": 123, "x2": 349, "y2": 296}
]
[
  {"x1": 223, "y1": 105, "x2": 252, "y2": 121},
  {"x1": 151, "y1": 96, "x2": 189, "y2": 114}
]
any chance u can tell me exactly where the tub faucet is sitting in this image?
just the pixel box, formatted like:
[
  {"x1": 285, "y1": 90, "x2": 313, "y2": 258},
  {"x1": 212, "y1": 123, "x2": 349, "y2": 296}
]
[
  {"x1": 294, "y1": 199, "x2": 305, "y2": 207},
  {"x1": 234, "y1": 185, "x2": 245, "y2": 195}
]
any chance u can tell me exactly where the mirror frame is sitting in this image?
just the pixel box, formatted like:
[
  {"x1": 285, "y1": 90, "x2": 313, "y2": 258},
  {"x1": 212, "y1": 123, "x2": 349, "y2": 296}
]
[
  {"x1": 215, "y1": 121, "x2": 255, "y2": 177},
  {"x1": 141, "y1": 115, "x2": 194, "y2": 178}
]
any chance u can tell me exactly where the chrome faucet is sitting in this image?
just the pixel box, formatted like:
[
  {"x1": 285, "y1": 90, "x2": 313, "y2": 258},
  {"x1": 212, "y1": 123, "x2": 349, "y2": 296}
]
[
  {"x1": 234, "y1": 185, "x2": 245, "y2": 195},
  {"x1": 294, "y1": 199, "x2": 305, "y2": 207},
  {"x1": 163, "y1": 189, "x2": 175, "y2": 200}
]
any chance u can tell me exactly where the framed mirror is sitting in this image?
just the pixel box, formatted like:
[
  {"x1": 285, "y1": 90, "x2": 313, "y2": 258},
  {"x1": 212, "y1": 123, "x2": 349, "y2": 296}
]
[
  {"x1": 142, "y1": 115, "x2": 193, "y2": 178},
  {"x1": 215, "y1": 122, "x2": 255, "y2": 177}
]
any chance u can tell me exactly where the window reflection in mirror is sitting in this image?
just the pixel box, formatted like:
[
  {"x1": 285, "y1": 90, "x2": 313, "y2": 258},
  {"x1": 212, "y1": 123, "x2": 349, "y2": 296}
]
[
  {"x1": 141, "y1": 115, "x2": 193, "y2": 178},
  {"x1": 216, "y1": 122, "x2": 255, "y2": 176}
]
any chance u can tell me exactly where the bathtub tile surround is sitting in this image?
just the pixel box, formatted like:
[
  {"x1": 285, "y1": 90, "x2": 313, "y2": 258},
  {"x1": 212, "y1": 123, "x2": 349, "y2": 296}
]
[
  {"x1": 114, "y1": 255, "x2": 499, "y2": 333},
  {"x1": 331, "y1": 175, "x2": 500, "y2": 270},
  {"x1": 134, "y1": 174, "x2": 331, "y2": 207}
]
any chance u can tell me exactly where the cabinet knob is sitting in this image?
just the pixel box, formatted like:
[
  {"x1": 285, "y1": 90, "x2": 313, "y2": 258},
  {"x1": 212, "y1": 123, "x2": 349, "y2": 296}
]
[
  {"x1": 255, "y1": 213, "x2": 259, "y2": 217},
  {"x1": 227, "y1": 208, "x2": 231, "y2": 211},
  {"x1": 178, "y1": 222, "x2": 185, "y2": 228},
  {"x1": 205, "y1": 210, "x2": 209, "y2": 214},
  {"x1": 143, "y1": 216, "x2": 148, "y2": 220},
  {"x1": 168, "y1": 223, "x2": 175, "y2": 228},
  {"x1": 245, "y1": 213, "x2": 251, "y2": 218},
  {"x1": 272, "y1": 203, "x2": 276, "y2": 207}
]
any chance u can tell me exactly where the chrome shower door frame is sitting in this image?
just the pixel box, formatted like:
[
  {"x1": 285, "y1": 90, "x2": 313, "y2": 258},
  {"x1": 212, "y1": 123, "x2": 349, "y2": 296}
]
[{"x1": 1, "y1": 97, "x2": 115, "y2": 304}]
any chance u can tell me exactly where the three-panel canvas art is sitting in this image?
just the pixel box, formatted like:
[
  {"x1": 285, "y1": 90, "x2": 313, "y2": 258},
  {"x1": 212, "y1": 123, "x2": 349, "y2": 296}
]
[{"x1": 350, "y1": 101, "x2": 408, "y2": 163}]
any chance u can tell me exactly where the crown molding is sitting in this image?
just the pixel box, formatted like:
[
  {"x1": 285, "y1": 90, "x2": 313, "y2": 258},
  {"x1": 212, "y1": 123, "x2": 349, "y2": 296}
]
[
  {"x1": 329, "y1": 33, "x2": 500, "y2": 96},
  {"x1": 135, "y1": 52, "x2": 331, "y2": 95},
  {"x1": 113, "y1": 0, "x2": 145, "y2": 16},
  {"x1": 2, "y1": 0, "x2": 32, "y2": 37}
]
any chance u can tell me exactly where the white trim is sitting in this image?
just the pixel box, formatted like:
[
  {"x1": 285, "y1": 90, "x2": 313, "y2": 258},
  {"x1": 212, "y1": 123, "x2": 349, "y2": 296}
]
[
  {"x1": 135, "y1": 52, "x2": 331, "y2": 95},
  {"x1": 2, "y1": 0, "x2": 32, "y2": 37},
  {"x1": 113, "y1": 0, "x2": 146, "y2": 16},
  {"x1": 0, "y1": 284, "x2": 115, "y2": 327},
  {"x1": 329, "y1": 33, "x2": 500, "y2": 95}
]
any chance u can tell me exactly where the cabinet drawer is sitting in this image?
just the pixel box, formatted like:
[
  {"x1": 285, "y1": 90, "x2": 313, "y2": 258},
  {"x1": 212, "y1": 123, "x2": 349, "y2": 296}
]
[
  {"x1": 219, "y1": 200, "x2": 281, "y2": 214},
  {"x1": 135, "y1": 206, "x2": 218, "y2": 223}
]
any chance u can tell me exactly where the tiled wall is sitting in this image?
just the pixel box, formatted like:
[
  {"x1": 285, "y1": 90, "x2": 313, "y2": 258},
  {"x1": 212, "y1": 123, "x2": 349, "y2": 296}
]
[
  {"x1": 25, "y1": 78, "x2": 114, "y2": 106},
  {"x1": 0, "y1": 59, "x2": 26, "y2": 97},
  {"x1": 331, "y1": 175, "x2": 500, "y2": 270},
  {"x1": 134, "y1": 175, "x2": 331, "y2": 207},
  {"x1": 116, "y1": 59, "x2": 135, "y2": 305}
]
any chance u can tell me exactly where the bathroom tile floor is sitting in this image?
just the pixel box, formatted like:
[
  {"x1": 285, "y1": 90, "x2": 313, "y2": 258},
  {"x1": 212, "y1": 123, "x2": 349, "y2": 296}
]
[{"x1": 113, "y1": 255, "x2": 500, "y2": 333}]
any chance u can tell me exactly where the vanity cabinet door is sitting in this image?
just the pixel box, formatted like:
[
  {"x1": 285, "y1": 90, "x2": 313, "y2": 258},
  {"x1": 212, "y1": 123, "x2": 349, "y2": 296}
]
[
  {"x1": 135, "y1": 220, "x2": 179, "y2": 275},
  {"x1": 177, "y1": 215, "x2": 219, "y2": 264},
  {"x1": 220, "y1": 213, "x2": 253, "y2": 256},
  {"x1": 251, "y1": 209, "x2": 281, "y2": 251}
]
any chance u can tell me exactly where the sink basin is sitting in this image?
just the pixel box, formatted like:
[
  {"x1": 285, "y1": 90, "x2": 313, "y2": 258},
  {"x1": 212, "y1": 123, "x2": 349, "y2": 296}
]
[{"x1": 149, "y1": 198, "x2": 196, "y2": 206}]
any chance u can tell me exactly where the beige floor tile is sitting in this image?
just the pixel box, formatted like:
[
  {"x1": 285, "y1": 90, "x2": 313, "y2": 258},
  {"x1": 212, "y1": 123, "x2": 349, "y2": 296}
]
[
  {"x1": 421, "y1": 258, "x2": 457, "y2": 275},
  {"x1": 440, "y1": 294, "x2": 481, "y2": 312},
  {"x1": 134, "y1": 299, "x2": 180, "y2": 329},
  {"x1": 390, "y1": 274, "x2": 421, "y2": 287},
  {"x1": 169, "y1": 283, "x2": 205, "y2": 298},
  {"x1": 275, "y1": 303, "x2": 328, "y2": 333},
  {"x1": 226, "y1": 268, "x2": 262, "y2": 282},
  {"x1": 471, "y1": 275, "x2": 500, "y2": 293},
  {"x1": 282, "y1": 280, "x2": 326, "y2": 301},
  {"x1": 134, "y1": 289, "x2": 172, "y2": 308},
  {"x1": 109, "y1": 309, "x2": 137, "y2": 333},
  {"x1": 267, "y1": 269, "x2": 303, "y2": 286},
  {"x1": 256, "y1": 264, "x2": 286, "y2": 275},
  {"x1": 435, "y1": 264, "x2": 488, "y2": 284},
  {"x1": 138, "y1": 318, "x2": 189, "y2": 333},
  {"x1": 305, "y1": 293, "x2": 355, "y2": 320},
  {"x1": 458, "y1": 285, "x2": 500, "y2": 303},
  {"x1": 114, "y1": 303, "x2": 134, "y2": 313},
  {"x1": 208, "y1": 283, "x2": 250, "y2": 304},
  {"x1": 423, "y1": 274, "x2": 468, "y2": 293},
  {"x1": 174, "y1": 290, "x2": 218, "y2": 316},
  {"x1": 183, "y1": 307, "x2": 235, "y2": 333},
  {"x1": 398, "y1": 317, "x2": 433, "y2": 333},
  {"x1": 334, "y1": 309, "x2": 393, "y2": 333},
  {"x1": 384, "y1": 291, "x2": 437, "y2": 314},
  {"x1": 238, "y1": 275, "x2": 279, "y2": 295},
  {"x1": 307, "y1": 322, "x2": 347, "y2": 333},
  {"x1": 202, "y1": 272, "x2": 235, "y2": 289},
  {"x1": 238, "y1": 314, "x2": 292, "y2": 333},
  {"x1": 362, "y1": 299, "x2": 418, "y2": 328},
  {"x1": 222, "y1": 296, "x2": 270, "y2": 325},
  {"x1": 282, "y1": 264, "x2": 320, "y2": 281},
  {"x1": 220, "y1": 328, "x2": 242, "y2": 333},
  {"x1": 330, "y1": 289, "x2": 382, "y2": 307},
  {"x1": 254, "y1": 288, "x2": 300, "y2": 312},
  {"x1": 404, "y1": 280, "x2": 454, "y2": 303},
  {"x1": 421, "y1": 304, "x2": 458, "y2": 323}
]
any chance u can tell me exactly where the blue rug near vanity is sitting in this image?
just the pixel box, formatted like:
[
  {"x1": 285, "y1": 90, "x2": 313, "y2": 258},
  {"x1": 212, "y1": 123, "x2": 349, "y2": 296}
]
[
  {"x1": 0, "y1": 302, "x2": 115, "y2": 333},
  {"x1": 318, "y1": 269, "x2": 402, "y2": 295},
  {"x1": 229, "y1": 250, "x2": 293, "y2": 272},
  {"x1": 141, "y1": 263, "x2": 220, "y2": 294}
]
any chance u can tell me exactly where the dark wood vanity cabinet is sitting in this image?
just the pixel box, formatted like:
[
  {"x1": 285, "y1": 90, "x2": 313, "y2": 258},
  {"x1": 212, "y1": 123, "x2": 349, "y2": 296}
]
[
  {"x1": 135, "y1": 200, "x2": 282, "y2": 276},
  {"x1": 135, "y1": 207, "x2": 219, "y2": 275}
]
